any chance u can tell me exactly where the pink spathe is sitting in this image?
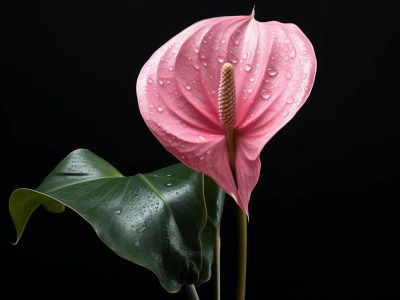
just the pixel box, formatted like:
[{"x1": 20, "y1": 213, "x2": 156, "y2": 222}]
[{"x1": 136, "y1": 10, "x2": 317, "y2": 217}]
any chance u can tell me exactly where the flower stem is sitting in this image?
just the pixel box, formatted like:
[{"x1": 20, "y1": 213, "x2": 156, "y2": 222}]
[
  {"x1": 213, "y1": 228, "x2": 221, "y2": 300},
  {"x1": 185, "y1": 284, "x2": 200, "y2": 300},
  {"x1": 236, "y1": 207, "x2": 247, "y2": 300}
]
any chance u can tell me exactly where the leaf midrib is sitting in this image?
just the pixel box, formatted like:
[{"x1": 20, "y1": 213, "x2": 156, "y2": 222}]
[
  {"x1": 42, "y1": 176, "x2": 120, "y2": 194},
  {"x1": 137, "y1": 174, "x2": 169, "y2": 208}
]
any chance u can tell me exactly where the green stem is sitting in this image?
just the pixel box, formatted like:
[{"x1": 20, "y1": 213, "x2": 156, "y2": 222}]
[
  {"x1": 185, "y1": 284, "x2": 200, "y2": 300},
  {"x1": 236, "y1": 208, "x2": 247, "y2": 300},
  {"x1": 213, "y1": 228, "x2": 221, "y2": 300}
]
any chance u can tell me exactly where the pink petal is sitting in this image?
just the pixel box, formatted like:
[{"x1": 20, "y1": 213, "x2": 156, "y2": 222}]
[
  {"x1": 233, "y1": 22, "x2": 317, "y2": 216},
  {"x1": 137, "y1": 11, "x2": 316, "y2": 216}
]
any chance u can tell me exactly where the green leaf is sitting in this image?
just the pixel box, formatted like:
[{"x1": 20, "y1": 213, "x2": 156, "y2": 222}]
[{"x1": 9, "y1": 149, "x2": 222, "y2": 293}]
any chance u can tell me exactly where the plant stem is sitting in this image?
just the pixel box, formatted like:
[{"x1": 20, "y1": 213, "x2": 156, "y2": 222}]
[
  {"x1": 236, "y1": 207, "x2": 247, "y2": 300},
  {"x1": 185, "y1": 284, "x2": 200, "y2": 300},
  {"x1": 213, "y1": 228, "x2": 221, "y2": 300}
]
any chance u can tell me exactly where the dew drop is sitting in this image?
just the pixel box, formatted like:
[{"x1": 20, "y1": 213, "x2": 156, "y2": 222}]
[
  {"x1": 193, "y1": 47, "x2": 199, "y2": 53},
  {"x1": 245, "y1": 64, "x2": 252, "y2": 72},
  {"x1": 157, "y1": 107, "x2": 163, "y2": 112},
  {"x1": 158, "y1": 79, "x2": 164, "y2": 85},
  {"x1": 202, "y1": 60, "x2": 208, "y2": 67},
  {"x1": 164, "y1": 182, "x2": 173, "y2": 187},
  {"x1": 289, "y1": 48, "x2": 296, "y2": 58},
  {"x1": 261, "y1": 89, "x2": 272, "y2": 100},
  {"x1": 221, "y1": 39, "x2": 226, "y2": 44},
  {"x1": 199, "y1": 156, "x2": 205, "y2": 160},
  {"x1": 249, "y1": 77, "x2": 255, "y2": 82},
  {"x1": 198, "y1": 135, "x2": 205, "y2": 141},
  {"x1": 286, "y1": 97, "x2": 294, "y2": 104},
  {"x1": 185, "y1": 85, "x2": 191, "y2": 90},
  {"x1": 243, "y1": 52, "x2": 248, "y2": 59},
  {"x1": 217, "y1": 56, "x2": 224, "y2": 63},
  {"x1": 267, "y1": 67, "x2": 278, "y2": 77},
  {"x1": 229, "y1": 57, "x2": 238, "y2": 64},
  {"x1": 168, "y1": 66, "x2": 174, "y2": 71},
  {"x1": 247, "y1": 88, "x2": 254, "y2": 94},
  {"x1": 200, "y1": 53, "x2": 206, "y2": 59},
  {"x1": 282, "y1": 110, "x2": 289, "y2": 117},
  {"x1": 115, "y1": 210, "x2": 121, "y2": 214},
  {"x1": 147, "y1": 78, "x2": 153, "y2": 84},
  {"x1": 234, "y1": 39, "x2": 240, "y2": 46}
]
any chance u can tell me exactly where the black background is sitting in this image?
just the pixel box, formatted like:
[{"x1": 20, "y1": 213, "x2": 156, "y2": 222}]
[{"x1": 1, "y1": 0, "x2": 399, "y2": 299}]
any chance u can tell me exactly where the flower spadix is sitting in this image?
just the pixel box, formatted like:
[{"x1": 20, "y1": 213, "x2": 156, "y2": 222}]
[{"x1": 137, "y1": 10, "x2": 316, "y2": 217}]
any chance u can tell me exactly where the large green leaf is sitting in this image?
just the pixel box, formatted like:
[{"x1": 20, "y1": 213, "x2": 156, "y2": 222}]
[{"x1": 9, "y1": 149, "x2": 224, "y2": 293}]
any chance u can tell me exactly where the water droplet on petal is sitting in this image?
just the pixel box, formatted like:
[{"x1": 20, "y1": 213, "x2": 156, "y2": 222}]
[
  {"x1": 267, "y1": 67, "x2": 278, "y2": 77},
  {"x1": 168, "y1": 66, "x2": 174, "y2": 71},
  {"x1": 202, "y1": 60, "x2": 208, "y2": 67},
  {"x1": 147, "y1": 78, "x2": 153, "y2": 84},
  {"x1": 200, "y1": 53, "x2": 206, "y2": 59},
  {"x1": 282, "y1": 110, "x2": 289, "y2": 117},
  {"x1": 185, "y1": 85, "x2": 191, "y2": 90},
  {"x1": 221, "y1": 39, "x2": 226, "y2": 44},
  {"x1": 289, "y1": 48, "x2": 296, "y2": 58},
  {"x1": 158, "y1": 79, "x2": 164, "y2": 85},
  {"x1": 243, "y1": 52, "x2": 248, "y2": 59},
  {"x1": 193, "y1": 47, "x2": 199, "y2": 53},
  {"x1": 249, "y1": 77, "x2": 255, "y2": 82},
  {"x1": 261, "y1": 90, "x2": 272, "y2": 100},
  {"x1": 157, "y1": 107, "x2": 163, "y2": 112},
  {"x1": 286, "y1": 97, "x2": 294, "y2": 104},
  {"x1": 198, "y1": 135, "x2": 205, "y2": 141},
  {"x1": 234, "y1": 39, "x2": 239, "y2": 46},
  {"x1": 286, "y1": 72, "x2": 292, "y2": 79},
  {"x1": 245, "y1": 64, "x2": 252, "y2": 72},
  {"x1": 217, "y1": 56, "x2": 224, "y2": 63},
  {"x1": 229, "y1": 57, "x2": 238, "y2": 64}
]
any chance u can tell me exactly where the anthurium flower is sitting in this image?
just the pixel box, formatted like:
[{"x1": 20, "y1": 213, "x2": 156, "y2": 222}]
[{"x1": 137, "y1": 10, "x2": 316, "y2": 217}]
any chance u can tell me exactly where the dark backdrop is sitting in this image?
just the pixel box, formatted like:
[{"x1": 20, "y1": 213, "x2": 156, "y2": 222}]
[{"x1": 1, "y1": 0, "x2": 398, "y2": 299}]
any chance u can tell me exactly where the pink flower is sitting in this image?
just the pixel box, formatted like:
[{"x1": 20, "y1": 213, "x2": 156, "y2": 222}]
[{"x1": 137, "y1": 10, "x2": 316, "y2": 217}]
